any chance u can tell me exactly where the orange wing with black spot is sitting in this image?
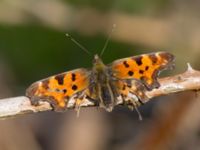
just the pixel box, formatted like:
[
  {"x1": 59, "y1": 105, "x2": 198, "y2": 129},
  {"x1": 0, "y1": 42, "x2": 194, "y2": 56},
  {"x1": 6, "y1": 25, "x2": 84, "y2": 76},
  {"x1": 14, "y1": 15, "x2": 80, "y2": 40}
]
[
  {"x1": 110, "y1": 52, "x2": 174, "y2": 90},
  {"x1": 26, "y1": 68, "x2": 92, "y2": 111}
]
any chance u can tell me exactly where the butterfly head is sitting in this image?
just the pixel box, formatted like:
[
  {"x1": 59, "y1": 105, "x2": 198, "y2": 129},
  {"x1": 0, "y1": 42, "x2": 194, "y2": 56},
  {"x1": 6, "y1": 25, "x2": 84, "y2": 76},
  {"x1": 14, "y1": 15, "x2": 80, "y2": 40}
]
[{"x1": 93, "y1": 54, "x2": 105, "y2": 70}]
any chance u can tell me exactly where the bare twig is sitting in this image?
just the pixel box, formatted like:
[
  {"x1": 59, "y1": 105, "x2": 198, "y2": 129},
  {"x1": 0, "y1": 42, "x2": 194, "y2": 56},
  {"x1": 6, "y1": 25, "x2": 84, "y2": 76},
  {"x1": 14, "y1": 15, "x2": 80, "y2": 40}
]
[
  {"x1": 0, "y1": 96, "x2": 52, "y2": 119},
  {"x1": 0, "y1": 63, "x2": 199, "y2": 119},
  {"x1": 145, "y1": 63, "x2": 200, "y2": 100}
]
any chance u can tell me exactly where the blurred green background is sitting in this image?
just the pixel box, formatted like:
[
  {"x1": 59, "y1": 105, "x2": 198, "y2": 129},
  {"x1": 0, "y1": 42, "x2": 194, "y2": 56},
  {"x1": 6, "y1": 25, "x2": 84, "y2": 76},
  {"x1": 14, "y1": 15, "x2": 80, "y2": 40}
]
[{"x1": 0, "y1": 0, "x2": 200, "y2": 150}]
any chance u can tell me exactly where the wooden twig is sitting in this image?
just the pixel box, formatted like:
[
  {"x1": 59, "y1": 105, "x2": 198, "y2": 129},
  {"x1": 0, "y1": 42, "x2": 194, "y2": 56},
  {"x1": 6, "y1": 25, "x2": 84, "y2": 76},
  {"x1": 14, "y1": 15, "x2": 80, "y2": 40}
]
[
  {"x1": 146, "y1": 63, "x2": 200, "y2": 100},
  {"x1": 0, "y1": 96, "x2": 52, "y2": 119},
  {"x1": 0, "y1": 63, "x2": 199, "y2": 119}
]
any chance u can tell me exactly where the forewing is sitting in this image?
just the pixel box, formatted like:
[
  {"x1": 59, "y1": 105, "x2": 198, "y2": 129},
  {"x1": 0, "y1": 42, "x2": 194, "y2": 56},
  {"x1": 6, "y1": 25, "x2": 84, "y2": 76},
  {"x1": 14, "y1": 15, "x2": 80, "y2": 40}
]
[
  {"x1": 110, "y1": 52, "x2": 174, "y2": 90},
  {"x1": 26, "y1": 68, "x2": 92, "y2": 111}
]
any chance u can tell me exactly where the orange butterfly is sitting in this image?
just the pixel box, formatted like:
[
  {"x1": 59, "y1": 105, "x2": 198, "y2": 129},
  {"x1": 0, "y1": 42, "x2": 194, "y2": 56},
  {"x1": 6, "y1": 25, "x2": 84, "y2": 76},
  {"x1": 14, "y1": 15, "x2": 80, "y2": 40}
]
[{"x1": 26, "y1": 51, "x2": 174, "y2": 117}]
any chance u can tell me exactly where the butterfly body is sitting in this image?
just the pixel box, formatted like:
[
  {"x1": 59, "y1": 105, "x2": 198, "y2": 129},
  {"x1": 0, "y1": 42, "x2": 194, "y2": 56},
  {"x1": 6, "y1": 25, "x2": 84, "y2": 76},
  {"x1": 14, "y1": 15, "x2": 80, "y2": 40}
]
[
  {"x1": 26, "y1": 52, "x2": 174, "y2": 112},
  {"x1": 91, "y1": 54, "x2": 117, "y2": 111}
]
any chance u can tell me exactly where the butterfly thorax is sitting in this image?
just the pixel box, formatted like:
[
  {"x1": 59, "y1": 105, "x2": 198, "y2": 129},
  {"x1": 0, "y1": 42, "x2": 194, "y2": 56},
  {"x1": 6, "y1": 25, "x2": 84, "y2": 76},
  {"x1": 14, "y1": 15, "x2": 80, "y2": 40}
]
[{"x1": 92, "y1": 54, "x2": 115, "y2": 112}]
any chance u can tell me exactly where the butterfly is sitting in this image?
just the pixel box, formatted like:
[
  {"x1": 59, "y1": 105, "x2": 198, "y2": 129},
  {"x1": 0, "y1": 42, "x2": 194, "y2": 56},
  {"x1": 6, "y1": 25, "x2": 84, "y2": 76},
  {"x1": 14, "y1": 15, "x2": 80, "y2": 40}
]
[{"x1": 26, "y1": 51, "x2": 175, "y2": 117}]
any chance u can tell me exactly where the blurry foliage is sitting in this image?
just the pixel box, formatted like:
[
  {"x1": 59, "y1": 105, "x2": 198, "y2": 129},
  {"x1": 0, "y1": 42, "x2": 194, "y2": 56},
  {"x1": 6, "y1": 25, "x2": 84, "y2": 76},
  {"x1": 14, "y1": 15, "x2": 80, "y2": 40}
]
[{"x1": 65, "y1": 0, "x2": 171, "y2": 14}]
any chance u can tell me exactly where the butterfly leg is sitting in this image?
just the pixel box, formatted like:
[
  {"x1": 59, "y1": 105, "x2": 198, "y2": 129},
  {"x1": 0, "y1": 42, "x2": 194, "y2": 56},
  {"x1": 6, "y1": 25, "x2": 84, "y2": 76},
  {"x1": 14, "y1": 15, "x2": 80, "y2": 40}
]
[
  {"x1": 72, "y1": 87, "x2": 98, "y2": 116},
  {"x1": 114, "y1": 79, "x2": 149, "y2": 119},
  {"x1": 71, "y1": 91, "x2": 88, "y2": 117},
  {"x1": 75, "y1": 98, "x2": 84, "y2": 117},
  {"x1": 74, "y1": 96, "x2": 98, "y2": 117},
  {"x1": 133, "y1": 105, "x2": 143, "y2": 121}
]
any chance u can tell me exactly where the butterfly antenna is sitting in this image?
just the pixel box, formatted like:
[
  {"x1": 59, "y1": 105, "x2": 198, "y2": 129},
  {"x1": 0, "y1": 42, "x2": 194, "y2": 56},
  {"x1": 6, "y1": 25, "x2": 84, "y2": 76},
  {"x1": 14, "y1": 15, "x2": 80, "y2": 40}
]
[
  {"x1": 134, "y1": 106, "x2": 143, "y2": 121},
  {"x1": 65, "y1": 33, "x2": 91, "y2": 55},
  {"x1": 100, "y1": 24, "x2": 116, "y2": 57}
]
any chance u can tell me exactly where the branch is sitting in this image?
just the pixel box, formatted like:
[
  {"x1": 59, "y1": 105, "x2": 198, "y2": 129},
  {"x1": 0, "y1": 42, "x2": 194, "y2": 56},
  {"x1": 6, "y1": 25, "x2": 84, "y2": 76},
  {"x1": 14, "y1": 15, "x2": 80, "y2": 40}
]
[
  {"x1": 145, "y1": 63, "x2": 200, "y2": 100},
  {"x1": 0, "y1": 63, "x2": 199, "y2": 119}
]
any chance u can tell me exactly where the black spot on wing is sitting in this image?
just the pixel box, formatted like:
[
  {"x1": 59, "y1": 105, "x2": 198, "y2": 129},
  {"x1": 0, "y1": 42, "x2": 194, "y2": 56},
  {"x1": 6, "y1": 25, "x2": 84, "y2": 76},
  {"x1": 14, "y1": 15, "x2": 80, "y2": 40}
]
[
  {"x1": 134, "y1": 56, "x2": 142, "y2": 66},
  {"x1": 123, "y1": 61, "x2": 129, "y2": 68},
  {"x1": 55, "y1": 74, "x2": 65, "y2": 85},
  {"x1": 72, "y1": 85, "x2": 78, "y2": 91},
  {"x1": 145, "y1": 66, "x2": 149, "y2": 71},
  {"x1": 128, "y1": 71, "x2": 134, "y2": 76},
  {"x1": 71, "y1": 73, "x2": 76, "y2": 81},
  {"x1": 63, "y1": 89, "x2": 67, "y2": 94},
  {"x1": 139, "y1": 70, "x2": 144, "y2": 74}
]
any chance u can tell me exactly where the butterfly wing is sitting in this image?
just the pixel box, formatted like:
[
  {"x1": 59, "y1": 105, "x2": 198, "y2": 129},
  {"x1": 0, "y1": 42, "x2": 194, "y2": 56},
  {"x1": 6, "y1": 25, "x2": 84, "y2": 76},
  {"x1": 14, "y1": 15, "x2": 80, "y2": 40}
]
[
  {"x1": 26, "y1": 68, "x2": 95, "y2": 111},
  {"x1": 109, "y1": 52, "x2": 174, "y2": 90},
  {"x1": 114, "y1": 79, "x2": 148, "y2": 105}
]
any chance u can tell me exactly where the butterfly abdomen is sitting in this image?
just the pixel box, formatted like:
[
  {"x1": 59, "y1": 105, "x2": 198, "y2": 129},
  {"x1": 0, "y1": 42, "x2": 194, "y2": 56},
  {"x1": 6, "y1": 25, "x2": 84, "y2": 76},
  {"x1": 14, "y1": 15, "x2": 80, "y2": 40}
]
[
  {"x1": 93, "y1": 71, "x2": 115, "y2": 111},
  {"x1": 98, "y1": 84, "x2": 114, "y2": 111}
]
